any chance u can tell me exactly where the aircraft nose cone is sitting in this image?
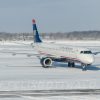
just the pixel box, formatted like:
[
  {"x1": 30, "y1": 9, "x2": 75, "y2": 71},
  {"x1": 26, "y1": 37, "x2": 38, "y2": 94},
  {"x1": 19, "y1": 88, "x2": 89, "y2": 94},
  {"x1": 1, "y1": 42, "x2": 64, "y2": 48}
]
[{"x1": 88, "y1": 56, "x2": 94, "y2": 64}]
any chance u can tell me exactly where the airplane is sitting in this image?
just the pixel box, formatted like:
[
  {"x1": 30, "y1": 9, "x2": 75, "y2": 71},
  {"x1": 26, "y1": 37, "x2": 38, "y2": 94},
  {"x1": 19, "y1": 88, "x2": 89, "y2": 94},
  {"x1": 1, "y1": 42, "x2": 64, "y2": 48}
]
[{"x1": 32, "y1": 19, "x2": 95, "y2": 71}]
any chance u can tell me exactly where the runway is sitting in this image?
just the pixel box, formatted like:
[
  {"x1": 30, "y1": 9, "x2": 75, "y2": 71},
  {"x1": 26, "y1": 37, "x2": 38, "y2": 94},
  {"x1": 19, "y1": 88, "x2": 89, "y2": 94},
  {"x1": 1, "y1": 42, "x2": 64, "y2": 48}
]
[{"x1": 0, "y1": 89, "x2": 100, "y2": 100}]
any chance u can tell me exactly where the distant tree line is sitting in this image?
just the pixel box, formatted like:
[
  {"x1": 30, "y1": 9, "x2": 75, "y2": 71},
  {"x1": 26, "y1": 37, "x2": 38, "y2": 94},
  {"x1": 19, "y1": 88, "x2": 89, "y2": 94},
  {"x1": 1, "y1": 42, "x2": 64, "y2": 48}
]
[
  {"x1": 0, "y1": 31, "x2": 100, "y2": 41},
  {"x1": 44, "y1": 31, "x2": 100, "y2": 40}
]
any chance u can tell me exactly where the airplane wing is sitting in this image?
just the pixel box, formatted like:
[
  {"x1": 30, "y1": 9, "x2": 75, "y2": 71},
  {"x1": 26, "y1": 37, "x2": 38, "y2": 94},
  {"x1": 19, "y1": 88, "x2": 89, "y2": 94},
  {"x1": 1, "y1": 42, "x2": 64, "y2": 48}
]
[
  {"x1": 10, "y1": 41, "x2": 33, "y2": 46},
  {"x1": 0, "y1": 51, "x2": 40, "y2": 57},
  {"x1": 0, "y1": 50, "x2": 67, "y2": 62},
  {"x1": 0, "y1": 50, "x2": 57, "y2": 60}
]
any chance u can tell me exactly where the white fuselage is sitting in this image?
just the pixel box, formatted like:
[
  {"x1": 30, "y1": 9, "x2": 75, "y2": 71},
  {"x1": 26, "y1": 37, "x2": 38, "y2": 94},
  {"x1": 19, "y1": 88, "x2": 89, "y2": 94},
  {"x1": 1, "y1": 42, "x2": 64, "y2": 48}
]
[{"x1": 33, "y1": 43, "x2": 94, "y2": 65}]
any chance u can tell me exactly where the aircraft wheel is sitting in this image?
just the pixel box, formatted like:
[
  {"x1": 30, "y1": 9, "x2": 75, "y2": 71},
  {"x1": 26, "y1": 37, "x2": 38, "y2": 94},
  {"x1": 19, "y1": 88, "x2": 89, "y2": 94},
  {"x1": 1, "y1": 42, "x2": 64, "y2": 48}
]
[
  {"x1": 68, "y1": 62, "x2": 71, "y2": 67},
  {"x1": 72, "y1": 62, "x2": 75, "y2": 67},
  {"x1": 82, "y1": 64, "x2": 87, "y2": 71},
  {"x1": 68, "y1": 62, "x2": 75, "y2": 67}
]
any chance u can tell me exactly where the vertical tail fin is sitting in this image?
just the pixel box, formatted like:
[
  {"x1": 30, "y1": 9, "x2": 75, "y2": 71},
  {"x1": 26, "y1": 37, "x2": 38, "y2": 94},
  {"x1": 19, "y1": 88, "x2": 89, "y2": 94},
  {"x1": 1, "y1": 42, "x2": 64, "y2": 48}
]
[{"x1": 32, "y1": 19, "x2": 42, "y2": 43}]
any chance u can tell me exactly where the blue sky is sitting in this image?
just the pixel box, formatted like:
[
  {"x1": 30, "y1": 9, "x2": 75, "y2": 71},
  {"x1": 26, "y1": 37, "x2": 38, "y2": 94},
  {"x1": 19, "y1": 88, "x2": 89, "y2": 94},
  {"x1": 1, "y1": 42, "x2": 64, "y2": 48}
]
[{"x1": 0, "y1": 0, "x2": 100, "y2": 33}]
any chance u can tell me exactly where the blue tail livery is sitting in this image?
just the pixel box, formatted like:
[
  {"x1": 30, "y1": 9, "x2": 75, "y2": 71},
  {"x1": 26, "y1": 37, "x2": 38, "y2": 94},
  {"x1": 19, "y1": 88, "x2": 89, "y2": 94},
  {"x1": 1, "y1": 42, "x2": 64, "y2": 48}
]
[{"x1": 32, "y1": 19, "x2": 42, "y2": 43}]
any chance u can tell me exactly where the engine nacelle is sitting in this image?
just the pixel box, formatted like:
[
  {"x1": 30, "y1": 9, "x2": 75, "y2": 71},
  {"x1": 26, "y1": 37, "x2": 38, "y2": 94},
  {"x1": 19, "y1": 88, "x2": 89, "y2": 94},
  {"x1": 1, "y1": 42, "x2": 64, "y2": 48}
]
[{"x1": 40, "y1": 57, "x2": 52, "y2": 68}]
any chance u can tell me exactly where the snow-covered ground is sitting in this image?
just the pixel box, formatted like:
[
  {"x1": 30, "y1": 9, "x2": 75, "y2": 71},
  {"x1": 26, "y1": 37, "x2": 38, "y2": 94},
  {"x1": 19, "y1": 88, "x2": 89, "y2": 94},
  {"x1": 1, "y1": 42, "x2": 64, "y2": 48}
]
[{"x1": 0, "y1": 41, "x2": 100, "y2": 100}]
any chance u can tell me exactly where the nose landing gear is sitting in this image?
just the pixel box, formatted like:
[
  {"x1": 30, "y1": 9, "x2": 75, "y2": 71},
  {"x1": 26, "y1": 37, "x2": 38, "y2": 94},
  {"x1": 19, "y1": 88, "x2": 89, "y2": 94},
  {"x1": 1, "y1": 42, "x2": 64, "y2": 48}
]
[{"x1": 81, "y1": 64, "x2": 87, "y2": 71}]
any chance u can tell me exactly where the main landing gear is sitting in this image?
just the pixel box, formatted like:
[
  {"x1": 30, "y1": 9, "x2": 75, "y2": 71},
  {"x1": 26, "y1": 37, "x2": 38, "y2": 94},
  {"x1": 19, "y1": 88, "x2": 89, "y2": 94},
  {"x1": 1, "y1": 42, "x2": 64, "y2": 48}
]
[
  {"x1": 81, "y1": 64, "x2": 87, "y2": 71},
  {"x1": 68, "y1": 62, "x2": 75, "y2": 67}
]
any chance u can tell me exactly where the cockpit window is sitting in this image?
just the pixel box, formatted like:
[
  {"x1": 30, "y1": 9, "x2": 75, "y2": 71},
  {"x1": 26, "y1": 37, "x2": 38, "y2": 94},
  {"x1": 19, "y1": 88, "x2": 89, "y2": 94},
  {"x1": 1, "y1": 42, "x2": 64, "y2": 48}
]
[
  {"x1": 80, "y1": 51, "x2": 92, "y2": 54},
  {"x1": 80, "y1": 51, "x2": 83, "y2": 53}
]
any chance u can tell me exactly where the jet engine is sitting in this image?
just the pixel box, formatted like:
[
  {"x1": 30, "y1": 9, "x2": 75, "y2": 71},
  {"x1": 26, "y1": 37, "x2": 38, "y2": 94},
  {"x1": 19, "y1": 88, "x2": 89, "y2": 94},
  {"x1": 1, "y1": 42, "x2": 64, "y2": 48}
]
[{"x1": 40, "y1": 57, "x2": 52, "y2": 68}]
